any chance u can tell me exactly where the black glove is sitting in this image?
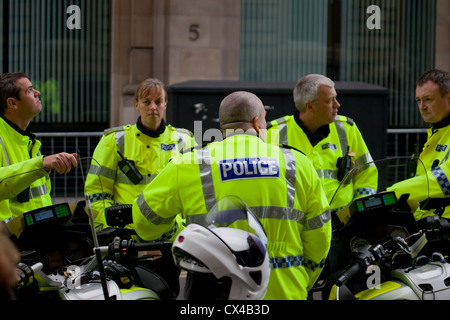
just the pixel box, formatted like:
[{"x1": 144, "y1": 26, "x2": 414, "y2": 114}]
[{"x1": 103, "y1": 260, "x2": 134, "y2": 289}]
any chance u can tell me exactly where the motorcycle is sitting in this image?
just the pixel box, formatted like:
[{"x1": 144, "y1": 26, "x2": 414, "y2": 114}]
[
  {"x1": 310, "y1": 156, "x2": 450, "y2": 300},
  {"x1": 15, "y1": 234, "x2": 173, "y2": 300},
  {"x1": 10, "y1": 197, "x2": 177, "y2": 300},
  {"x1": 312, "y1": 215, "x2": 450, "y2": 300},
  {"x1": 9, "y1": 189, "x2": 271, "y2": 301},
  {"x1": 3, "y1": 155, "x2": 182, "y2": 300}
]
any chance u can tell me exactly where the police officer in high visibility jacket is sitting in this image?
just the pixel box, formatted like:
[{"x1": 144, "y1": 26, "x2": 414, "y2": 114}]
[
  {"x1": 267, "y1": 74, "x2": 378, "y2": 212},
  {"x1": 85, "y1": 78, "x2": 196, "y2": 231},
  {"x1": 132, "y1": 91, "x2": 332, "y2": 300},
  {"x1": 388, "y1": 69, "x2": 450, "y2": 220},
  {"x1": 0, "y1": 73, "x2": 77, "y2": 222}
]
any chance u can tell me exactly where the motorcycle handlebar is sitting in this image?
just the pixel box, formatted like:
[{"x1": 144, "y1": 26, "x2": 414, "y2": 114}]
[
  {"x1": 424, "y1": 216, "x2": 450, "y2": 242},
  {"x1": 332, "y1": 243, "x2": 383, "y2": 288},
  {"x1": 103, "y1": 237, "x2": 173, "y2": 260},
  {"x1": 16, "y1": 262, "x2": 43, "y2": 289},
  {"x1": 331, "y1": 216, "x2": 450, "y2": 288},
  {"x1": 127, "y1": 241, "x2": 173, "y2": 252},
  {"x1": 335, "y1": 262, "x2": 362, "y2": 287}
]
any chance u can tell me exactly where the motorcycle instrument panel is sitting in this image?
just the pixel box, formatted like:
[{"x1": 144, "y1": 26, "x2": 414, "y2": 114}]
[
  {"x1": 23, "y1": 203, "x2": 71, "y2": 228},
  {"x1": 352, "y1": 192, "x2": 397, "y2": 213}
]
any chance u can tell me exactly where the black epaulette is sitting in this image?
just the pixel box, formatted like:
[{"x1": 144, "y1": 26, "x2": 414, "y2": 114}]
[
  {"x1": 173, "y1": 126, "x2": 195, "y2": 137},
  {"x1": 279, "y1": 144, "x2": 306, "y2": 156},
  {"x1": 180, "y1": 143, "x2": 209, "y2": 154},
  {"x1": 103, "y1": 125, "x2": 127, "y2": 136},
  {"x1": 336, "y1": 116, "x2": 354, "y2": 126},
  {"x1": 267, "y1": 116, "x2": 288, "y2": 130}
]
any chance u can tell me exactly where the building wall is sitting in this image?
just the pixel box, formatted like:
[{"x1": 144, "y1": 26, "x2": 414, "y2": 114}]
[
  {"x1": 110, "y1": 0, "x2": 241, "y2": 127},
  {"x1": 110, "y1": 0, "x2": 155, "y2": 127},
  {"x1": 110, "y1": 0, "x2": 449, "y2": 128},
  {"x1": 436, "y1": 0, "x2": 450, "y2": 71}
]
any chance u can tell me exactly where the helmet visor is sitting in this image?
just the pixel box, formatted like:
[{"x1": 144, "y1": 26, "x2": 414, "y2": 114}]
[{"x1": 203, "y1": 196, "x2": 268, "y2": 267}]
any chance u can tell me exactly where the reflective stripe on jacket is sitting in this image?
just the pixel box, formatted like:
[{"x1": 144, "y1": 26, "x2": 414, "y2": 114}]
[
  {"x1": 267, "y1": 114, "x2": 377, "y2": 211},
  {"x1": 388, "y1": 123, "x2": 450, "y2": 220},
  {"x1": 133, "y1": 134, "x2": 331, "y2": 299},
  {"x1": 0, "y1": 117, "x2": 51, "y2": 221},
  {"x1": 85, "y1": 123, "x2": 196, "y2": 229}
]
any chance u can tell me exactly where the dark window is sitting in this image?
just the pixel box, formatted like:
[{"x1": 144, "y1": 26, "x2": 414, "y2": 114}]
[{"x1": 1, "y1": 0, "x2": 111, "y2": 132}]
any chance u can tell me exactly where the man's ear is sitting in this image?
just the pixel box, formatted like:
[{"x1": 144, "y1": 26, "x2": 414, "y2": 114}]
[
  {"x1": 305, "y1": 100, "x2": 314, "y2": 111},
  {"x1": 252, "y1": 116, "x2": 261, "y2": 134},
  {"x1": 6, "y1": 97, "x2": 17, "y2": 110}
]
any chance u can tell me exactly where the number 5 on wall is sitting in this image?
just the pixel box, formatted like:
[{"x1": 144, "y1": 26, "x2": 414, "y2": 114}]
[{"x1": 189, "y1": 24, "x2": 200, "y2": 41}]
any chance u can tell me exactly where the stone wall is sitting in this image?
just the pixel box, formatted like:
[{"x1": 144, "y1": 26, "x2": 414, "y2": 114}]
[
  {"x1": 436, "y1": 0, "x2": 450, "y2": 72},
  {"x1": 109, "y1": 0, "x2": 449, "y2": 128},
  {"x1": 110, "y1": 0, "x2": 241, "y2": 127}
]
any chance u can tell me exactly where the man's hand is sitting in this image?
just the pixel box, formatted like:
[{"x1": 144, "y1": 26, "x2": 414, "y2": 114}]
[
  {"x1": 43, "y1": 153, "x2": 77, "y2": 174},
  {"x1": 0, "y1": 231, "x2": 20, "y2": 290}
]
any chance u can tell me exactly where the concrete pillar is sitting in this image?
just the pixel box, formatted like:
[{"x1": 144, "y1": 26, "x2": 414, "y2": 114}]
[
  {"x1": 435, "y1": 0, "x2": 450, "y2": 71},
  {"x1": 110, "y1": 0, "x2": 241, "y2": 127}
]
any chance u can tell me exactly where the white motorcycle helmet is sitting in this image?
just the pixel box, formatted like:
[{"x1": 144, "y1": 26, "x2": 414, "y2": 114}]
[{"x1": 172, "y1": 196, "x2": 270, "y2": 300}]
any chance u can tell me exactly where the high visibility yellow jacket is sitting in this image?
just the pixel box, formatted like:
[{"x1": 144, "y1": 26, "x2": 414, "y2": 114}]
[
  {"x1": 267, "y1": 114, "x2": 378, "y2": 211},
  {"x1": 132, "y1": 133, "x2": 332, "y2": 299},
  {"x1": 85, "y1": 119, "x2": 196, "y2": 230},
  {"x1": 0, "y1": 116, "x2": 52, "y2": 221},
  {"x1": 387, "y1": 117, "x2": 450, "y2": 220}
]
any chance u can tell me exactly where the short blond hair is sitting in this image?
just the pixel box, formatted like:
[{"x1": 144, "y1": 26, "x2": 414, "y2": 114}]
[{"x1": 134, "y1": 78, "x2": 167, "y2": 103}]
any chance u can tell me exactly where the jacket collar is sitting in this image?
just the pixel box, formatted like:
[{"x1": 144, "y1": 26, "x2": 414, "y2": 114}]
[
  {"x1": 293, "y1": 111, "x2": 330, "y2": 146},
  {"x1": 0, "y1": 116, "x2": 36, "y2": 142},
  {"x1": 432, "y1": 113, "x2": 450, "y2": 130},
  {"x1": 136, "y1": 116, "x2": 166, "y2": 138},
  {"x1": 223, "y1": 131, "x2": 267, "y2": 144}
]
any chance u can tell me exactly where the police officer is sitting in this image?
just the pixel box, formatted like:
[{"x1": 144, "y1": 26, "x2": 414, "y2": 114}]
[
  {"x1": 387, "y1": 69, "x2": 450, "y2": 220},
  {"x1": 132, "y1": 91, "x2": 331, "y2": 300},
  {"x1": 0, "y1": 72, "x2": 77, "y2": 222},
  {"x1": 85, "y1": 78, "x2": 196, "y2": 230},
  {"x1": 267, "y1": 74, "x2": 378, "y2": 212}
]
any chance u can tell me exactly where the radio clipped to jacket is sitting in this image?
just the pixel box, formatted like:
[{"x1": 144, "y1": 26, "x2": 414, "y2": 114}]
[
  {"x1": 336, "y1": 147, "x2": 356, "y2": 181},
  {"x1": 117, "y1": 151, "x2": 143, "y2": 185}
]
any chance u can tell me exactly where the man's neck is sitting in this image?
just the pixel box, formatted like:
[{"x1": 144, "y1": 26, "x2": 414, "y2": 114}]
[
  {"x1": 431, "y1": 113, "x2": 450, "y2": 130},
  {"x1": 298, "y1": 111, "x2": 321, "y2": 134},
  {"x1": 2, "y1": 114, "x2": 30, "y2": 132},
  {"x1": 294, "y1": 111, "x2": 330, "y2": 146}
]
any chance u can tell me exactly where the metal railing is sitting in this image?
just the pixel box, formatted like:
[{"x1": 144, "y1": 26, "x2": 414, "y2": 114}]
[
  {"x1": 36, "y1": 132, "x2": 103, "y2": 202},
  {"x1": 35, "y1": 128, "x2": 429, "y2": 202},
  {"x1": 387, "y1": 128, "x2": 428, "y2": 157}
]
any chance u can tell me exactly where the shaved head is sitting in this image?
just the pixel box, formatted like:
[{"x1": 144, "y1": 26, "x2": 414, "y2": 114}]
[{"x1": 219, "y1": 91, "x2": 265, "y2": 128}]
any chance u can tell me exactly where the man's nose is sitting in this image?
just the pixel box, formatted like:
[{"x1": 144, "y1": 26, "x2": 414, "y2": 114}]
[
  {"x1": 334, "y1": 98, "x2": 340, "y2": 108},
  {"x1": 418, "y1": 100, "x2": 426, "y2": 109}
]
